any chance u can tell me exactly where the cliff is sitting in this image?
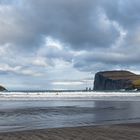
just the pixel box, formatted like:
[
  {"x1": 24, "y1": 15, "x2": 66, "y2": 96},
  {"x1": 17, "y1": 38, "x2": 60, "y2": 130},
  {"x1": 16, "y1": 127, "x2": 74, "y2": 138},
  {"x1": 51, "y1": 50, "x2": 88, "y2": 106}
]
[
  {"x1": 0, "y1": 85, "x2": 7, "y2": 91},
  {"x1": 94, "y1": 70, "x2": 140, "y2": 90}
]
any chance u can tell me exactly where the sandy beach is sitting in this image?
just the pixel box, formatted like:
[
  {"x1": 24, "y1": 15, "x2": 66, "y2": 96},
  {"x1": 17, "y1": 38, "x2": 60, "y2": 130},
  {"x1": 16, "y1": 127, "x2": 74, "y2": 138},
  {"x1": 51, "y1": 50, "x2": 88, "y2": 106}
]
[{"x1": 0, "y1": 123, "x2": 140, "y2": 140}]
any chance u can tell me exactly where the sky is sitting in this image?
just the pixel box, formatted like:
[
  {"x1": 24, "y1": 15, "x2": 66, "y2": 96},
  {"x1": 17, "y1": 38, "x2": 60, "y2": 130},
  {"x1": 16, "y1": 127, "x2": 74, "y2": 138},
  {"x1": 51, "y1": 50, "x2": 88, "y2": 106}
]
[{"x1": 0, "y1": 0, "x2": 140, "y2": 90}]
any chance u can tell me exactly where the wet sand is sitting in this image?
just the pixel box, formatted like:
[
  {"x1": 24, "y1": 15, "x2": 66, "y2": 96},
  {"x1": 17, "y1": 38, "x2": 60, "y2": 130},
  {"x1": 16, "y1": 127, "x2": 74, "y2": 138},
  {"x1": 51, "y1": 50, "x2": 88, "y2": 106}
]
[{"x1": 0, "y1": 123, "x2": 140, "y2": 140}]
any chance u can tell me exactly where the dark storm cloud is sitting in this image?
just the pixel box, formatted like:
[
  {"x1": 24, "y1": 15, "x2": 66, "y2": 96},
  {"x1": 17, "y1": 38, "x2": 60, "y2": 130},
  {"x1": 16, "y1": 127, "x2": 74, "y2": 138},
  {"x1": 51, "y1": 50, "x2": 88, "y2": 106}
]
[
  {"x1": 102, "y1": 0, "x2": 140, "y2": 28},
  {"x1": 0, "y1": 0, "x2": 139, "y2": 51},
  {"x1": 72, "y1": 0, "x2": 140, "y2": 72},
  {"x1": 26, "y1": 0, "x2": 120, "y2": 50},
  {"x1": 0, "y1": 0, "x2": 120, "y2": 50},
  {"x1": 73, "y1": 50, "x2": 140, "y2": 72}
]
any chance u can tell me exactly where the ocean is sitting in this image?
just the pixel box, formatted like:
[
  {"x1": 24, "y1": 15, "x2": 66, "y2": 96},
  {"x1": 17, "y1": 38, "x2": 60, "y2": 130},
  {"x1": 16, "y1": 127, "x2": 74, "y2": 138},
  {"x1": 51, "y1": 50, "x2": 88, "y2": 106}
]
[{"x1": 0, "y1": 96, "x2": 140, "y2": 132}]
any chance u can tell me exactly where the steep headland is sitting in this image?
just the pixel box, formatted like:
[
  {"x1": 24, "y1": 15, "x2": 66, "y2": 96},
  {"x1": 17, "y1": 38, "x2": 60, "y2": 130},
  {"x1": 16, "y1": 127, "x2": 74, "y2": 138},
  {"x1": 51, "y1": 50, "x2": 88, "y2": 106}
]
[
  {"x1": 94, "y1": 70, "x2": 140, "y2": 90},
  {"x1": 0, "y1": 85, "x2": 6, "y2": 91}
]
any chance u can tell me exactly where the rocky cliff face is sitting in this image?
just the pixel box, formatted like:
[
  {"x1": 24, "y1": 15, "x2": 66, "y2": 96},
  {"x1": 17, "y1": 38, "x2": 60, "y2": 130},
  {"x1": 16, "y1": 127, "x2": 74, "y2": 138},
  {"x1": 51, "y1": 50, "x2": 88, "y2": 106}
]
[
  {"x1": 0, "y1": 85, "x2": 7, "y2": 91},
  {"x1": 94, "y1": 71, "x2": 140, "y2": 90}
]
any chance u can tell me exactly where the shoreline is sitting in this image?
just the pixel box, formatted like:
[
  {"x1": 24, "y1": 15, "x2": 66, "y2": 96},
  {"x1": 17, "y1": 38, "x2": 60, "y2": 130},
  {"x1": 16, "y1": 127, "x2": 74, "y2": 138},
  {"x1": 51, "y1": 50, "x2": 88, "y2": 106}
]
[
  {"x1": 1, "y1": 91, "x2": 140, "y2": 101},
  {"x1": 0, "y1": 123, "x2": 140, "y2": 140}
]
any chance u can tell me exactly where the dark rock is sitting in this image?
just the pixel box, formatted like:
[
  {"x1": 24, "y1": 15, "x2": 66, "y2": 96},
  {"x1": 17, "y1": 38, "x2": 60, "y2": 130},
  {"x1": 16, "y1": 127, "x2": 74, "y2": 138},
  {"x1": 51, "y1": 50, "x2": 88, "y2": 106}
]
[
  {"x1": 0, "y1": 85, "x2": 7, "y2": 91},
  {"x1": 94, "y1": 70, "x2": 140, "y2": 90}
]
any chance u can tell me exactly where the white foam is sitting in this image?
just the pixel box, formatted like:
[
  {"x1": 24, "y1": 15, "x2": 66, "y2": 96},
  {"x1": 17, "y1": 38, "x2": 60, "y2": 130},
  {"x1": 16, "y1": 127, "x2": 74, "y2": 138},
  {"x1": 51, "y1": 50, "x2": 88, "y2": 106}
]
[{"x1": 0, "y1": 91, "x2": 140, "y2": 101}]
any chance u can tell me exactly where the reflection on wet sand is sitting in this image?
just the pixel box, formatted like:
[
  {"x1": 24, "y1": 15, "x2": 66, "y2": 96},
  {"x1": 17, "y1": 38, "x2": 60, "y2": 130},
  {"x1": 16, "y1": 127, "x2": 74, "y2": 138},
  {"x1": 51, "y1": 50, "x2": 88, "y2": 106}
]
[{"x1": 0, "y1": 100, "x2": 139, "y2": 132}]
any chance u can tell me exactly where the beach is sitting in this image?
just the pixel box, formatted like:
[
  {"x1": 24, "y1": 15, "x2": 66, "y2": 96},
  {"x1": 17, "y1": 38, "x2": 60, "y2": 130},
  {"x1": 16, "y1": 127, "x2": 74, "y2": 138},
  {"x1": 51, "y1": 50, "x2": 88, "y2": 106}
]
[
  {"x1": 0, "y1": 98, "x2": 139, "y2": 132},
  {"x1": 0, "y1": 123, "x2": 140, "y2": 140},
  {"x1": 0, "y1": 93, "x2": 140, "y2": 139}
]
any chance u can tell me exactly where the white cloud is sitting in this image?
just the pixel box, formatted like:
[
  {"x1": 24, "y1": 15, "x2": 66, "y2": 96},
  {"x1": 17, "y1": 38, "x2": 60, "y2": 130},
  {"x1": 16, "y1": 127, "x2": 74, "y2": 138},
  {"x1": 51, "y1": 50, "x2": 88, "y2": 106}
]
[
  {"x1": 45, "y1": 36, "x2": 63, "y2": 50},
  {"x1": 32, "y1": 57, "x2": 48, "y2": 67},
  {"x1": 0, "y1": 63, "x2": 42, "y2": 77},
  {"x1": 52, "y1": 81, "x2": 84, "y2": 86},
  {"x1": 20, "y1": 69, "x2": 42, "y2": 77},
  {"x1": 0, "y1": 64, "x2": 21, "y2": 72}
]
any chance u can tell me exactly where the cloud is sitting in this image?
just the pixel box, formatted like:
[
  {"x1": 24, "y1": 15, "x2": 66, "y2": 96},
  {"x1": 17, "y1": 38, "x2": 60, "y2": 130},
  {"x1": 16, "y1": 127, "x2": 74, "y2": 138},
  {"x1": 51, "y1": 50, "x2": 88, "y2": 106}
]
[
  {"x1": 0, "y1": 0, "x2": 140, "y2": 89},
  {"x1": 0, "y1": 64, "x2": 21, "y2": 73},
  {"x1": 52, "y1": 81, "x2": 84, "y2": 86},
  {"x1": 37, "y1": 37, "x2": 68, "y2": 60},
  {"x1": 0, "y1": 0, "x2": 120, "y2": 50},
  {"x1": 32, "y1": 57, "x2": 48, "y2": 67},
  {"x1": 0, "y1": 63, "x2": 42, "y2": 77},
  {"x1": 27, "y1": 0, "x2": 120, "y2": 50}
]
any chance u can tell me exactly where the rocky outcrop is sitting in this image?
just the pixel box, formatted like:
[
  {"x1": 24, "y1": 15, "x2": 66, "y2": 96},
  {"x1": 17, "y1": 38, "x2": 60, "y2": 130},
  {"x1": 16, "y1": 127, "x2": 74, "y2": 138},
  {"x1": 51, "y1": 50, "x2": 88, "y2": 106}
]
[
  {"x1": 0, "y1": 85, "x2": 7, "y2": 91},
  {"x1": 94, "y1": 70, "x2": 140, "y2": 90}
]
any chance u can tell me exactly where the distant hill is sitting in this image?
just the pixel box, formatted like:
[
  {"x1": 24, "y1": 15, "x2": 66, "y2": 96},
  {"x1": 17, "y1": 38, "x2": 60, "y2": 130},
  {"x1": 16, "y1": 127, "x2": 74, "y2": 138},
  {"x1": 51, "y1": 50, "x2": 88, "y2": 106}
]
[{"x1": 94, "y1": 70, "x2": 140, "y2": 90}]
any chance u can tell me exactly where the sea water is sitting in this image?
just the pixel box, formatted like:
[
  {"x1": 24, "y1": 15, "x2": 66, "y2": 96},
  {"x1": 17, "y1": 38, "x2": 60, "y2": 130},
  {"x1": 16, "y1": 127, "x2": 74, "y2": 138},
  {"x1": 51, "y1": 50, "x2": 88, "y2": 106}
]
[{"x1": 0, "y1": 96, "x2": 140, "y2": 132}]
